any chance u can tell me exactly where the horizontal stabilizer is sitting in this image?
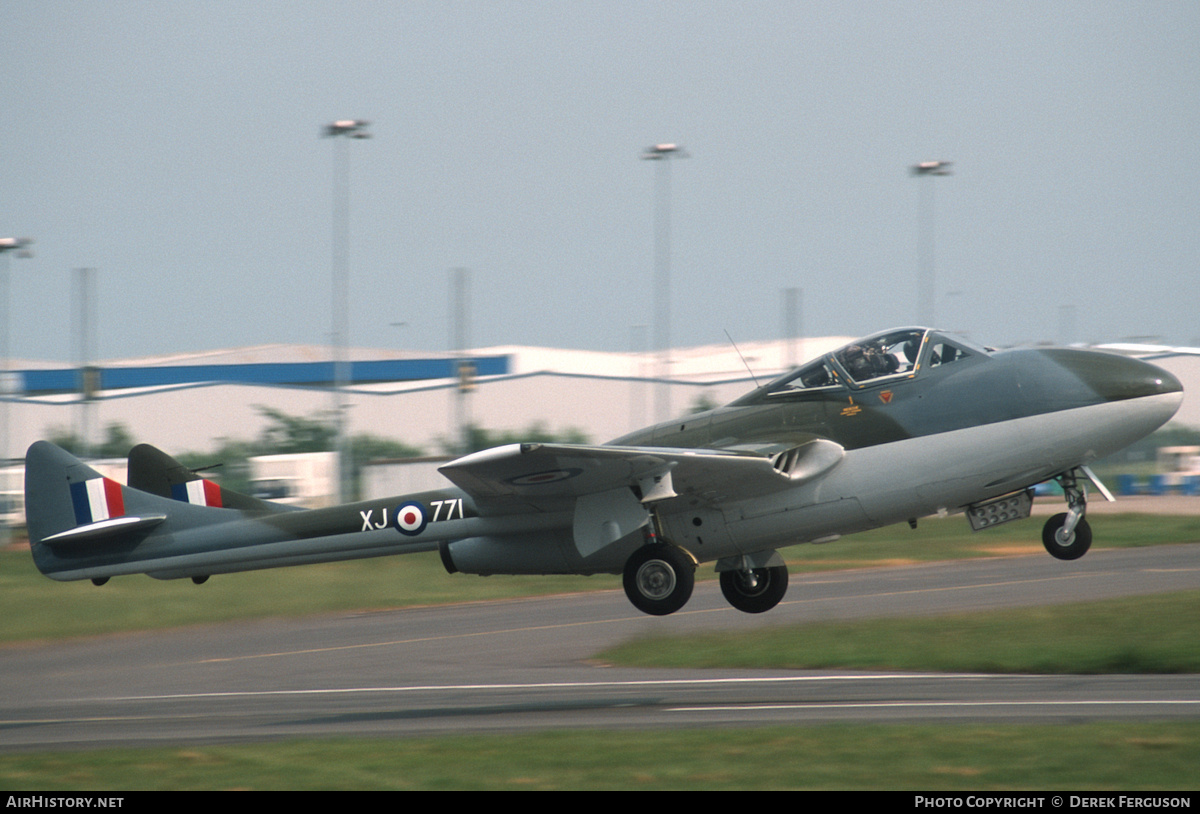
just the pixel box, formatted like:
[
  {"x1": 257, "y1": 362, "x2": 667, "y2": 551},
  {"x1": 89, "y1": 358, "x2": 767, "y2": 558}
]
[
  {"x1": 41, "y1": 515, "x2": 168, "y2": 548},
  {"x1": 25, "y1": 441, "x2": 233, "y2": 560}
]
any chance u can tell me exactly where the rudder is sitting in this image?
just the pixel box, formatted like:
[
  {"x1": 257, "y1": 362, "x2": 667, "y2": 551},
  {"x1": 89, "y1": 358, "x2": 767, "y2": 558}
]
[{"x1": 127, "y1": 443, "x2": 299, "y2": 514}]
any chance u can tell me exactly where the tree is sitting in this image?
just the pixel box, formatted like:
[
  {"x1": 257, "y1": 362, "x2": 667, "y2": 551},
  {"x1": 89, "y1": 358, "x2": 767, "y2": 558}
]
[
  {"x1": 45, "y1": 422, "x2": 137, "y2": 459},
  {"x1": 253, "y1": 406, "x2": 337, "y2": 454},
  {"x1": 441, "y1": 422, "x2": 590, "y2": 455},
  {"x1": 190, "y1": 408, "x2": 429, "y2": 500}
]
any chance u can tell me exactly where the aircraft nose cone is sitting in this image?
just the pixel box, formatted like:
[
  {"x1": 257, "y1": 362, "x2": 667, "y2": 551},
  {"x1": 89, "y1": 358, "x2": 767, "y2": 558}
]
[
  {"x1": 1036, "y1": 350, "x2": 1183, "y2": 456},
  {"x1": 1059, "y1": 351, "x2": 1183, "y2": 433},
  {"x1": 1140, "y1": 360, "x2": 1184, "y2": 425},
  {"x1": 1053, "y1": 349, "x2": 1182, "y2": 402},
  {"x1": 1105, "y1": 355, "x2": 1182, "y2": 402},
  {"x1": 1150, "y1": 364, "x2": 1183, "y2": 398}
]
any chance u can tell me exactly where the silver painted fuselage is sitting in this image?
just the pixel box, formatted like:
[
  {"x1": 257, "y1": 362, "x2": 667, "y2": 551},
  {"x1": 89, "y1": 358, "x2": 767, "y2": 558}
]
[{"x1": 24, "y1": 329, "x2": 1184, "y2": 587}]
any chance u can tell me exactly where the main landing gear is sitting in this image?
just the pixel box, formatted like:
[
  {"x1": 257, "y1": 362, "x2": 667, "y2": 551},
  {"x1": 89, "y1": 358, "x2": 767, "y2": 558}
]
[
  {"x1": 621, "y1": 542, "x2": 791, "y2": 616},
  {"x1": 719, "y1": 564, "x2": 789, "y2": 614},
  {"x1": 1042, "y1": 469, "x2": 1093, "y2": 561},
  {"x1": 622, "y1": 543, "x2": 696, "y2": 616}
]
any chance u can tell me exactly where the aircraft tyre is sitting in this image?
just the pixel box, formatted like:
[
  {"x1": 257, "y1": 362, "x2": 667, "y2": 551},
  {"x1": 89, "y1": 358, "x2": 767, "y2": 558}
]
[
  {"x1": 623, "y1": 544, "x2": 695, "y2": 616},
  {"x1": 1042, "y1": 512, "x2": 1092, "y2": 560},
  {"x1": 719, "y1": 565, "x2": 789, "y2": 614}
]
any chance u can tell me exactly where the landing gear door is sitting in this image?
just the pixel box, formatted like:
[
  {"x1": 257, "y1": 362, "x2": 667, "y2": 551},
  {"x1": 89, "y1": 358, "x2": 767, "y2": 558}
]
[{"x1": 658, "y1": 507, "x2": 734, "y2": 555}]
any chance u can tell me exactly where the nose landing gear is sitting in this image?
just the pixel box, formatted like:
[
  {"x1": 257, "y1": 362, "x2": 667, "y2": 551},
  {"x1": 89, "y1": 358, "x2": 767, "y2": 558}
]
[{"x1": 1042, "y1": 469, "x2": 1095, "y2": 560}]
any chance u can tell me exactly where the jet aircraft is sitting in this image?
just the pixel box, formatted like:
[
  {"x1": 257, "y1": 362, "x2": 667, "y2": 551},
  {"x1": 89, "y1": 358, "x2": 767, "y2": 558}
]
[{"x1": 23, "y1": 327, "x2": 1183, "y2": 616}]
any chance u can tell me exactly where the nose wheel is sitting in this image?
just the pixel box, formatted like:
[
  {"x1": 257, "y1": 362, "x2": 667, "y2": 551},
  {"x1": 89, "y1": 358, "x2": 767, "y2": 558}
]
[
  {"x1": 1042, "y1": 512, "x2": 1092, "y2": 559},
  {"x1": 1042, "y1": 470, "x2": 1093, "y2": 560}
]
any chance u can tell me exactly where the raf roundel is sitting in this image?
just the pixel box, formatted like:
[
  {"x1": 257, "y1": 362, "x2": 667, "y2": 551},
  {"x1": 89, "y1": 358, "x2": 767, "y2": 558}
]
[
  {"x1": 394, "y1": 502, "x2": 428, "y2": 536},
  {"x1": 508, "y1": 468, "x2": 582, "y2": 486}
]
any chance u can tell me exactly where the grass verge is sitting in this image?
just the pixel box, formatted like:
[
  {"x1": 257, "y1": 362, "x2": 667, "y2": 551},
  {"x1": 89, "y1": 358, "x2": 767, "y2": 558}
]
[
  {"x1": 5, "y1": 517, "x2": 1200, "y2": 789},
  {"x1": 4, "y1": 512, "x2": 1200, "y2": 644},
  {"x1": 596, "y1": 589, "x2": 1200, "y2": 673},
  {"x1": 3, "y1": 724, "x2": 1200, "y2": 790}
]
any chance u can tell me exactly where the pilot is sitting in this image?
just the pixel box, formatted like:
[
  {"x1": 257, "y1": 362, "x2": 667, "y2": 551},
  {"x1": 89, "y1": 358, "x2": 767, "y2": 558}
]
[
  {"x1": 840, "y1": 344, "x2": 877, "y2": 380},
  {"x1": 800, "y1": 364, "x2": 832, "y2": 388},
  {"x1": 842, "y1": 342, "x2": 901, "y2": 381},
  {"x1": 875, "y1": 346, "x2": 900, "y2": 375},
  {"x1": 839, "y1": 345, "x2": 864, "y2": 377}
]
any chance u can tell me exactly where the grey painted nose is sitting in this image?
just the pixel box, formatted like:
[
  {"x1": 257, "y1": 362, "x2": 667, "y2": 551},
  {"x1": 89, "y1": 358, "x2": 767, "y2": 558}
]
[
  {"x1": 1112, "y1": 356, "x2": 1182, "y2": 401},
  {"x1": 1061, "y1": 350, "x2": 1182, "y2": 403},
  {"x1": 1082, "y1": 352, "x2": 1183, "y2": 430}
]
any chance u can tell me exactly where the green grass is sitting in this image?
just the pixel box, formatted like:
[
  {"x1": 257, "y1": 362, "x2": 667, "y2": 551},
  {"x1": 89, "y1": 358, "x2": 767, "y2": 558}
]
[
  {"x1": 597, "y1": 590, "x2": 1200, "y2": 673},
  {"x1": 6, "y1": 517, "x2": 1200, "y2": 789},
  {"x1": 4, "y1": 511, "x2": 1200, "y2": 644},
  {"x1": 2, "y1": 725, "x2": 1199, "y2": 790},
  {"x1": 788, "y1": 511, "x2": 1200, "y2": 569},
  {"x1": 0, "y1": 547, "x2": 619, "y2": 644}
]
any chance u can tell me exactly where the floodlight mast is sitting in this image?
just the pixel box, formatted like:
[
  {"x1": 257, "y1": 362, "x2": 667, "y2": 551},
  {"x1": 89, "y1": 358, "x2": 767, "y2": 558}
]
[
  {"x1": 911, "y1": 160, "x2": 953, "y2": 176},
  {"x1": 1, "y1": 237, "x2": 34, "y2": 548},
  {"x1": 910, "y1": 160, "x2": 953, "y2": 327},
  {"x1": 323, "y1": 119, "x2": 372, "y2": 503},
  {"x1": 324, "y1": 120, "x2": 372, "y2": 139},
  {"x1": 641, "y1": 143, "x2": 689, "y2": 422}
]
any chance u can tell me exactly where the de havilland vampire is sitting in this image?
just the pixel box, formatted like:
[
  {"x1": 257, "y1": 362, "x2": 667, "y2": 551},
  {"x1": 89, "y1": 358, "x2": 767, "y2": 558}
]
[{"x1": 24, "y1": 327, "x2": 1183, "y2": 615}]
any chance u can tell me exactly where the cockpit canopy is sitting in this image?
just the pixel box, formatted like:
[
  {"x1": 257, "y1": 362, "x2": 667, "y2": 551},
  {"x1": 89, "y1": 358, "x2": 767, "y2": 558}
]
[{"x1": 763, "y1": 327, "x2": 989, "y2": 396}]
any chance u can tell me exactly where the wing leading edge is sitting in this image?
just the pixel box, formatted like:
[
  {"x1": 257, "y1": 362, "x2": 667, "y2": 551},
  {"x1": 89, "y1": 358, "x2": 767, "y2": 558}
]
[{"x1": 438, "y1": 439, "x2": 845, "y2": 514}]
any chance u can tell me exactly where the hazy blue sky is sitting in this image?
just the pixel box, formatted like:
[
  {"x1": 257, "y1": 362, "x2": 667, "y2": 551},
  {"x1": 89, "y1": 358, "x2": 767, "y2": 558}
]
[{"x1": 3, "y1": 1, "x2": 1198, "y2": 362}]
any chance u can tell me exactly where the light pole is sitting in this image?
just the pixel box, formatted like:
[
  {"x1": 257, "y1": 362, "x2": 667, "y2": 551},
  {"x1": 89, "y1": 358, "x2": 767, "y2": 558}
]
[
  {"x1": 1, "y1": 237, "x2": 33, "y2": 545},
  {"x1": 322, "y1": 119, "x2": 371, "y2": 503},
  {"x1": 73, "y1": 268, "x2": 97, "y2": 460},
  {"x1": 784, "y1": 287, "x2": 803, "y2": 370},
  {"x1": 910, "y1": 160, "x2": 953, "y2": 327},
  {"x1": 629, "y1": 324, "x2": 648, "y2": 433},
  {"x1": 451, "y1": 267, "x2": 473, "y2": 455},
  {"x1": 641, "y1": 143, "x2": 688, "y2": 421}
]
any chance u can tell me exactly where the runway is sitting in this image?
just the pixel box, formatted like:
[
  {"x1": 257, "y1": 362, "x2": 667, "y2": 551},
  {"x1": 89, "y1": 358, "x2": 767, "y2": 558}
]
[{"x1": 4, "y1": 542, "x2": 1200, "y2": 751}]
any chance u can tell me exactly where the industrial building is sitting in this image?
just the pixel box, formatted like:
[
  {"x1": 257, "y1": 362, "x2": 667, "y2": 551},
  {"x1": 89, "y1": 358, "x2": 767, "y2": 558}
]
[{"x1": 3, "y1": 334, "x2": 1198, "y2": 524}]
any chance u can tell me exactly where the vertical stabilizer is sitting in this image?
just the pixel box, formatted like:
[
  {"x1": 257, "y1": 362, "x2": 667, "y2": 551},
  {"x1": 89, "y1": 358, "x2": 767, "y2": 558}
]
[
  {"x1": 127, "y1": 443, "x2": 299, "y2": 514},
  {"x1": 24, "y1": 441, "x2": 113, "y2": 545}
]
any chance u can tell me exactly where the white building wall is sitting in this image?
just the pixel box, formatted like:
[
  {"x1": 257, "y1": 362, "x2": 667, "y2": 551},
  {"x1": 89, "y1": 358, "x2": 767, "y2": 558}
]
[
  {"x1": 4, "y1": 338, "x2": 851, "y2": 461},
  {"x1": 7, "y1": 336, "x2": 1197, "y2": 468}
]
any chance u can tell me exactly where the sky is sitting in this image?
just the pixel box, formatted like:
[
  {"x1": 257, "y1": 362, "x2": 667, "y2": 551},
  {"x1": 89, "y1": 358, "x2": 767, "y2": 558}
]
[{"x1": 3, "y1": 1, "x2": 1199, "y2": 364}]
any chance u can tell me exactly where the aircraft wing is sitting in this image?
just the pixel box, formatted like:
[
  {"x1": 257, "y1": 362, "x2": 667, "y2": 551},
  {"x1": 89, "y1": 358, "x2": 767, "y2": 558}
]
[{"x1": 438, "y1": 440, "x2": 844, "y2": 515}]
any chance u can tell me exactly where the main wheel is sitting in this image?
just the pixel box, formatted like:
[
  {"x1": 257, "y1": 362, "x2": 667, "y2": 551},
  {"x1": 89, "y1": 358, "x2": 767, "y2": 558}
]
[
  {"x1": 623, "y1": 544, "x2": 695, "y2": 616},
  {"x1": 719, "y1": 565, "x2": 789, "y2": 613},
  {"x1": 1042, "y1": 512, "x2": 1092, "y2": 560}
]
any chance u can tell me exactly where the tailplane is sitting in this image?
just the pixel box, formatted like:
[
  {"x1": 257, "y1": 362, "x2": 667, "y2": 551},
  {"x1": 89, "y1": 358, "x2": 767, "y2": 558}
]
[
  {"x1": 24, "y1": 441, "x2": 232, "y2": 580},
  {"x1": 23, "y1": 441, "x2": 156, "y2": 548}
]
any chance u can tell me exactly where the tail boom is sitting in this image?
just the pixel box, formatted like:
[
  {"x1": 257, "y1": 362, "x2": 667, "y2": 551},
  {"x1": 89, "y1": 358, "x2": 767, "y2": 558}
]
[{"x1": 24, "y1": 441, "x2": 561, "y2": 584}]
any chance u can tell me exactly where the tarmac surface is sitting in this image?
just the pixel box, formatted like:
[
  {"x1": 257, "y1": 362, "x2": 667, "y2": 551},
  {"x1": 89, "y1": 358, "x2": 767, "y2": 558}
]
[
  {"x1": 3, "y1": 523, "x2": 1200, "y2": 752},
  {"x1": 1034, "y1": 494, "x2": 1200, "y2": 515}
]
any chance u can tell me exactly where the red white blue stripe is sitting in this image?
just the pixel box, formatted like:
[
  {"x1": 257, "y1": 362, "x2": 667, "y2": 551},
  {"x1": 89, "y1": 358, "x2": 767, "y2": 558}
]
[
  {"x1": 70, "y1": 477, "x2": 126, "y2": 525},
  {"x1": 171, "y1": 479, "x2": 223, "y2": 507}
]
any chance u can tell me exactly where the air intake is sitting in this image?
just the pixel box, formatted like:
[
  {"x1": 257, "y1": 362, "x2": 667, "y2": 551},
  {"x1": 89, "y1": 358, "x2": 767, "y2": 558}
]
[
  {"x1": 771, "y1": 447, "x2": 805, "y2": 476},
  {"x1": 768, "y1": 439, "x2": 845, "y2": 483}
]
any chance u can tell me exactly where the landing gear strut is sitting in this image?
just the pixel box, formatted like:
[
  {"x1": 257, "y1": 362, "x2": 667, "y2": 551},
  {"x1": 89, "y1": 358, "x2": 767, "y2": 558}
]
[{"x1": 1042, "y1": 470, "x2": 1092, "y2": 561}]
